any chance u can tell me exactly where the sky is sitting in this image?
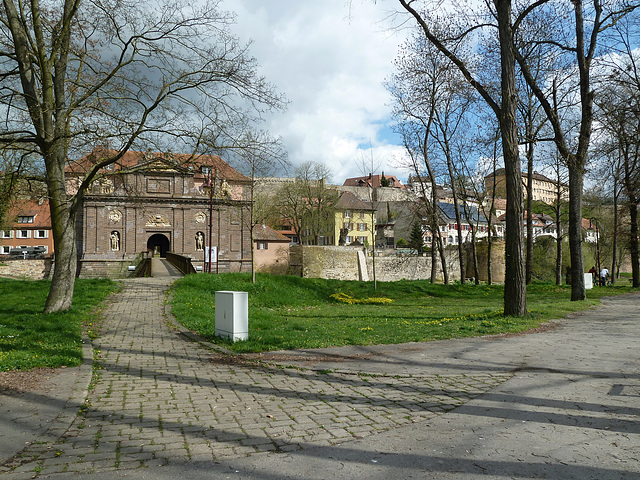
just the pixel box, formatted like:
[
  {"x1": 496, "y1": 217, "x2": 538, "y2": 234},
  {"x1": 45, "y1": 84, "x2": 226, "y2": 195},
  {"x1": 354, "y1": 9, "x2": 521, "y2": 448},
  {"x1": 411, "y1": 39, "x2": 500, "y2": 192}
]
[{"x1": 221, "y1": 0, "x2": 412, "y2": 184}]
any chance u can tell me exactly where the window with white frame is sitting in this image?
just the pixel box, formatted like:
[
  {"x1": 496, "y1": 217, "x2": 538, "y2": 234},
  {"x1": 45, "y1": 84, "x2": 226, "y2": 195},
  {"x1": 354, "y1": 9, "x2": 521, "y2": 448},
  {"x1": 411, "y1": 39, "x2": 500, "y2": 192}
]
[
  {"x1": 17, "y1": 216, "x2": 34, "y2": 223},
  {"x1": 1, "y1": 230, "x2": 12, "y2": 238},
  {"x1": 344, "y1": 210, "x2": 351, "y2": 218},
  {"x1": 359, "y1": 236, "x2": 366, "y2": 244},
  {"x1": 37, "y1": 245, "x2": 48, "y2": 254},
  {"x1": 16, "y1": 230, "x2": 30, "y2": 239},
  {"x1": 257, "y1": 241, "x2": 267, "y2": 250},
  {"x1": 358, "y1": 223, "x2": 367, "y2": 231},
  {"x1": 346, "y1": 236, "x2": 352, "y2": 244},
  {"x1": 34, "y1": 230, "x2": 48, "y2": 239},
  {"x1": 0, "y1": 246, "x2": 10, "y2": 254}
]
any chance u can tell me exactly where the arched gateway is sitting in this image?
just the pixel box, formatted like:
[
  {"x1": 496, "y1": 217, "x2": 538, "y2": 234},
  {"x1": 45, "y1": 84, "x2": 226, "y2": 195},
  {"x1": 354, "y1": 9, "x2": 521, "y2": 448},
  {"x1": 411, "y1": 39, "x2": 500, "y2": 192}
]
[{"x1": 147, "y1": 233, "x2": 170, "y2": 258}]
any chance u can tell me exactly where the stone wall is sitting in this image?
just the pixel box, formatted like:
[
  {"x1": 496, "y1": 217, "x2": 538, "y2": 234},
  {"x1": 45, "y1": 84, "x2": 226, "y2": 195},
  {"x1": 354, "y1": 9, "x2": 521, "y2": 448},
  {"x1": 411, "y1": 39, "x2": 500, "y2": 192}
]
[
  {"x1": 290, "y1": 245, "x2": 466, "y2": 282},
  {"x1": 0, "y1": 258, "x2": 52, "y2": 280},
  {"x1": 468, "y1": 241, "x2": 506, "y2": 282},
  {"x1": 78, "y1": 259, "x2": 140, "y2": 278},
  {"x1": 369, "y1": 250, "x2": 461, "y2": 282},
  {"x1": 290, "y1": 246, "x2": 363, "y2": 280}
]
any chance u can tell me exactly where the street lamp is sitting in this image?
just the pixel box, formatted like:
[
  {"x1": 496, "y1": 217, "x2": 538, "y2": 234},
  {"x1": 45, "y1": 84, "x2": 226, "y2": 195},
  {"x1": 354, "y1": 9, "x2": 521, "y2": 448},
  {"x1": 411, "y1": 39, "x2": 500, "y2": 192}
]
[{"x1": 202, "y1": 169, "x2": 218, "y2": 273}]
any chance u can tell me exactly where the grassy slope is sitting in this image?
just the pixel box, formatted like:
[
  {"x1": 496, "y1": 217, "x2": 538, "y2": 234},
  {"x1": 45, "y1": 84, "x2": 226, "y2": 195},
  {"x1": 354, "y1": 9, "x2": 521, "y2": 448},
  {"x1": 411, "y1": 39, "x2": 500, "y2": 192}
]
[
  {"x1": 170, "y1": 273, "x2": 631, "y2": 353},
  {"x1": 0, "y1": 278, "x2": 118, "y2": 371}
]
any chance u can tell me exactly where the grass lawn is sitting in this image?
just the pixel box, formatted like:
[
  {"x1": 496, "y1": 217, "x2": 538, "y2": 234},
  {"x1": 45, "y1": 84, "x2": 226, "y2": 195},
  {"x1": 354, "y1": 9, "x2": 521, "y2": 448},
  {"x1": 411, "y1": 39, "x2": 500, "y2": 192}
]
[
  {"x1": 170, "y1": 273, "x2": 634, "y2": 353},
  {"x1": 0, "y1": 278, "x2": 118, "y2": 371}
]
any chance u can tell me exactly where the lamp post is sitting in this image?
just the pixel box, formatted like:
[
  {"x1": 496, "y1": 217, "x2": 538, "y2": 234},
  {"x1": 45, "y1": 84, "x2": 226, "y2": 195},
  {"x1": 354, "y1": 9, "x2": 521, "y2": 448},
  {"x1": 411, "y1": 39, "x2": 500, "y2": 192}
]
[{"x1": 203, "y1": 170, "x2": 217, "y2": 273}]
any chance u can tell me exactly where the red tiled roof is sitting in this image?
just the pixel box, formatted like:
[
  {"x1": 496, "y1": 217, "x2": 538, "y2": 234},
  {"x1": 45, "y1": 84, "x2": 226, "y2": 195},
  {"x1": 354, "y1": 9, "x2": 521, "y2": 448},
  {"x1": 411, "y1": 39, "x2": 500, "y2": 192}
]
[
  {"x1": 66, "y1": 147, "x2": 249, "y2": 182},
  {"x1": 254, "y1": 224, "x2": 290, "y2": 242},
  {"x1": 6, "y1": 199, "x2": 51, "y2": 228},
  {"x1": 343, "y1": 174, "x2": 405, "y2": 189}
]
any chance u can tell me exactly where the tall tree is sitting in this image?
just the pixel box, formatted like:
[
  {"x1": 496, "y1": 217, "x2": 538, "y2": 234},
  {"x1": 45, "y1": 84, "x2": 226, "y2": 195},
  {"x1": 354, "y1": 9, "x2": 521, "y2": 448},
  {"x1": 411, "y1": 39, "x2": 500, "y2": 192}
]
[
  {"x1": 397, "y1": 0, "x2": 526, "y2": 315},
  {"x1": 0, "y1": 0, "x2": 285, "y2": 312},
  {"x1": 512, "y1": 0, "x2": 638, "y2": 300},
  {"x1": 595, "y1": 64, "x2": 640, "y2": 287},
  {"x1": 387, "y1": 33, "x2": 451, "y2": 284},
  {"x1": 225, "y1": 130, "x2": 288, "y2": 283}
]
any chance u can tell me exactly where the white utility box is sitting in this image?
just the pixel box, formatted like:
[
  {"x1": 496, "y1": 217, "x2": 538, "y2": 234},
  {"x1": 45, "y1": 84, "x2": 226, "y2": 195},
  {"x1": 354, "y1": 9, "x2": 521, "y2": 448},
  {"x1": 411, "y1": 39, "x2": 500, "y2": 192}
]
[
  {"x1": 584, "y1": 272, "x2": 593, "y2": 290},
  {"x1": 215, "y1": 291, "x2": 248, "y2": 341}
]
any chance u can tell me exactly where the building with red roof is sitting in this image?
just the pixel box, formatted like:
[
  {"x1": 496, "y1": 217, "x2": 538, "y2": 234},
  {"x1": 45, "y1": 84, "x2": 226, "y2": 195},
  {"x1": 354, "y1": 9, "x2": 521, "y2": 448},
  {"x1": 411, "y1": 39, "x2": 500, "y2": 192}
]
[
  {"x1": 66, "y1": 147, "x2": 253, "y2": 276},
  {"x1": 0, "y1": 199, "x2": 54, "y2": 257}
]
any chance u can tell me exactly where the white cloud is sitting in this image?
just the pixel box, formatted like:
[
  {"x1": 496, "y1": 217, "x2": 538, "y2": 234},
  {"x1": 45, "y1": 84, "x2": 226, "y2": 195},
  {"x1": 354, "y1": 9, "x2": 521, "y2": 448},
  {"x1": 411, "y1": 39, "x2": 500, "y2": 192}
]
[{"x1": 221, "y1": 0, "x2": 411, "y2": 183}]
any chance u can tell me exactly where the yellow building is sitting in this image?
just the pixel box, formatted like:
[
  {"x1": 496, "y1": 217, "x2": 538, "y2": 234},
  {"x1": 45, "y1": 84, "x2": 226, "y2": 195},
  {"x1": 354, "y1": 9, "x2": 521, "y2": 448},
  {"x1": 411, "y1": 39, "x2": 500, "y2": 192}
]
[
  {"x1": 333, "y1": 191, "x2": 375, "y2": 247},
  {"x1": 485, "y1": 168, "x2": 568, "y2": 204}
]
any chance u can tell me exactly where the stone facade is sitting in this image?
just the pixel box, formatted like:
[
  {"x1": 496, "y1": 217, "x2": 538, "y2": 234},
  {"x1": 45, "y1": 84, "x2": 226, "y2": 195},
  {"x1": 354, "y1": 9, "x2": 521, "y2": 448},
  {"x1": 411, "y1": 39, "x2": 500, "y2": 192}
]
[{"x1": 70, "y1": 149, "x2": 252, "y2": 277}]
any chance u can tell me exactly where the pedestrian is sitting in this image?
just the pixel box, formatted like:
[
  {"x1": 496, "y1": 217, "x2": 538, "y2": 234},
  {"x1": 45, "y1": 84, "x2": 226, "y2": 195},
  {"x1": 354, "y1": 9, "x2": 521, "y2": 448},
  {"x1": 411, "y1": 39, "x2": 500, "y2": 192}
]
[
  {"x1": 588, "y1": 266, "x2": 597, "y2": 285},
  {"x1": 600, "y1": 266, "x2": 609, "y2": 286}
]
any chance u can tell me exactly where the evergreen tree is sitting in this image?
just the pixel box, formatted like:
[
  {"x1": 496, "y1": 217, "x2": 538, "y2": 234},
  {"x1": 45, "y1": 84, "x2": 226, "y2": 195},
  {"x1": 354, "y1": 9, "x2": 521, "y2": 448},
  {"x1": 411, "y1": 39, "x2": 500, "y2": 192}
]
[{"x1": 408, "y1": 221, "x2": 425, "y2": 254}]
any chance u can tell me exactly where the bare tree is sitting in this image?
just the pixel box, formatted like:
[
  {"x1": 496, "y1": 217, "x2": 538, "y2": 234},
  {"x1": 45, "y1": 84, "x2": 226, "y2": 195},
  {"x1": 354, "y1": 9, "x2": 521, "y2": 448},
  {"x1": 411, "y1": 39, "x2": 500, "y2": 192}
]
[
  {"x1": 387, "y1": 33, "x2": 452, "y2": 284},
  {"x1": 595, "y1": 56, "x2": 640, "y2": 286},
  {"x1": 224, "y1": 130, "x2": 289, "y2": 283},
  {"x1": 0, "y1": 0, "x2": 285, "y2": 312},
  {"x1": 396, "y1": 0, "x2": 526, "y2": 315},
  {"x1": 512, "y1": 0, "x2": 639, "y2": 300},
  {"x1": 276, "y1": 162, "x2": 338, "y2": 247}
]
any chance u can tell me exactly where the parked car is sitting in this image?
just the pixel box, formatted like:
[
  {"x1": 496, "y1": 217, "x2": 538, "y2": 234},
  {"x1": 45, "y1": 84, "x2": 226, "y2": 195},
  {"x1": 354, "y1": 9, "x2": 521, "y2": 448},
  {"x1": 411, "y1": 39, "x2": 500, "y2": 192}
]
[{"x1": 8, "y1": 246, "x2": 46, "y2": 259}]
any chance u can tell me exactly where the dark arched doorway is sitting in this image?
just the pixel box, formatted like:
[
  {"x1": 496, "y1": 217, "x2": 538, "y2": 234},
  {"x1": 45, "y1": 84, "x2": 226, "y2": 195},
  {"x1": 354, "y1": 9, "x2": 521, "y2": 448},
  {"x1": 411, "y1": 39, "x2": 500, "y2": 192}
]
[{"x1": 147, "y1": 233, "x2": 170, "y2": 257}]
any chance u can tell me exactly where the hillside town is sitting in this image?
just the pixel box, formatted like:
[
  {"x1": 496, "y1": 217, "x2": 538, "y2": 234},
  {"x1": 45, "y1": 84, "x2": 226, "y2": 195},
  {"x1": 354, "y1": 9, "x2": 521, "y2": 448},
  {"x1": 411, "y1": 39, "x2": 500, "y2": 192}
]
[{"x1": 0, "y1": 148, "x2": 602, "y2": 283}]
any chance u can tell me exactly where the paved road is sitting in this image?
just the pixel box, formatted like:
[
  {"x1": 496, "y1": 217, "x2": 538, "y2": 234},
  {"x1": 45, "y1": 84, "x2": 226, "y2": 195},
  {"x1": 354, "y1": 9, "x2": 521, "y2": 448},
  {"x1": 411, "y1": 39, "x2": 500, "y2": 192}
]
[{"x1": 1, "y1": 276, "x2": 639, "y2": 479}]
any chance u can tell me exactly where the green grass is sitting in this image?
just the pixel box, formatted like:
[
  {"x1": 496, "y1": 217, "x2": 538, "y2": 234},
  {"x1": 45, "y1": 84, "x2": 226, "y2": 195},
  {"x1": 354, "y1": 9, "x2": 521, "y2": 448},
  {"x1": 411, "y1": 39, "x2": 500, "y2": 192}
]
[
  {"x1": 170, "y1": 273, "x2": 635, "y2": 353},
  {"x1": 0, "y1": 278, "x2": 118, "y2": 371}
]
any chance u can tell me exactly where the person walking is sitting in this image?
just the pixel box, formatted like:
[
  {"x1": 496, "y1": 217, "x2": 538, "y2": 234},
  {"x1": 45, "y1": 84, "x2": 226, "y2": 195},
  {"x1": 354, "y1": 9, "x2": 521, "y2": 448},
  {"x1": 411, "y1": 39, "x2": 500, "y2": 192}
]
[{"x1": 600, "y1": 266, "x2": 610, "y2": 286}]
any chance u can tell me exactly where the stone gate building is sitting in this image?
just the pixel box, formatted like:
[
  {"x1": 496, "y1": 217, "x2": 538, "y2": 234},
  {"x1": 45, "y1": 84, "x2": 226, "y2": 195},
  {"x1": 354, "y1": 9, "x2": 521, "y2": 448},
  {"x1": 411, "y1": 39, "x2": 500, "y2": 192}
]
[{"x1": 67, "y1": 148, "x2": 252, "y2": 277}]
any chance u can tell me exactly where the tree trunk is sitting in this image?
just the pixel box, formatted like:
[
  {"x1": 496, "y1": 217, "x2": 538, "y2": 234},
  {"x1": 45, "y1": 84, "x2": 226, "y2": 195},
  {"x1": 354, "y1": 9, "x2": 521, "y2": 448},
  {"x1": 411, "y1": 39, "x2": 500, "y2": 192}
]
[
  {"x1": 430, "y1": 234, "x2": 437, "y2": 283},
  {"x1": 497, "y1": 0, "x2": 526, "y2": 316},
  {"x1": 555, "y1": 210, "x2": 562, "y2": 286},
  {"x1": 44, "y1": 162, "x2": 79, "y2": 313},
  {"x1": 525, "y1": 144, "x2": 534, "y2": 284},
  {"x1": 554, "y1": 164, "x2": 563, "y2": 285},
  {"x1": 470, "y1": 224, "x2": 479, "y2": 284},
  {"x1": 629, "y1": 200, "x2": 639, "y2": 287},
  {"x1": 611, "y1": 178, "x2": 618, "y2": 284},
  {"x1": 447, "y1": 159, "x2": 465, "y2": 284},
  {"x1": 568, "y1": 161, "x2": 585, "y2": 300}
]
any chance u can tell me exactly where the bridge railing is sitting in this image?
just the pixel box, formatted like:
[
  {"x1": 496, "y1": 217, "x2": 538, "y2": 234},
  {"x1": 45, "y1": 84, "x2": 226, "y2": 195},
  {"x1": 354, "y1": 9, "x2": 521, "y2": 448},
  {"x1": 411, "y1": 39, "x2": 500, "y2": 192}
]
[{"x1": 165, "y1": 252, "x2": 196, "y2": 275}]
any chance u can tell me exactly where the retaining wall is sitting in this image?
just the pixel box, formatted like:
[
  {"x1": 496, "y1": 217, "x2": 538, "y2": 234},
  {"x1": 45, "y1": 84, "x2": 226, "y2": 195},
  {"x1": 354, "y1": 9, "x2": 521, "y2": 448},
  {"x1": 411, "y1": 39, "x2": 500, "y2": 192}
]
[{"x1": 0, "y1": 258, "x2": 53, "y2": 280}]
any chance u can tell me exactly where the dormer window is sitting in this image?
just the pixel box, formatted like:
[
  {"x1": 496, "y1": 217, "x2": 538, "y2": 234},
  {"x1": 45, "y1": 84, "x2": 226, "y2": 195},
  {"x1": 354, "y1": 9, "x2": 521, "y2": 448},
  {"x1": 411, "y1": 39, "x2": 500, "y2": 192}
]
[
  {"x1": 202, "y1": 167, "x2": 211, "y2": 175},
  {"x1": 18, "y1": 216, "x2": 34, "y2": 223}
]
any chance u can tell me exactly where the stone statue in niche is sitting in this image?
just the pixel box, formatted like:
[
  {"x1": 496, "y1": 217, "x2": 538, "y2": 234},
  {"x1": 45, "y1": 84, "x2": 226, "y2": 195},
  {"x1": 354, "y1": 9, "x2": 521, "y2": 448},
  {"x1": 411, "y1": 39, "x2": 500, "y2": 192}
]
[
  {"x1": 110, "y1": 231, "x2": 120, "y2": 251},
  {"x1": 220, "y1": 180, "x2": 232, "y2": 199},
  {"x1": 196, "y1": 232, "x2": 204, "y2": 251}
]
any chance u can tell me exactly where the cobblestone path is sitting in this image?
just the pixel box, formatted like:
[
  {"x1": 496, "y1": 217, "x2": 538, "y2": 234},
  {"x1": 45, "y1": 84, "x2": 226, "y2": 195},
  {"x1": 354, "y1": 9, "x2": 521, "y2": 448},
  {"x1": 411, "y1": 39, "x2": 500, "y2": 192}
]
[{"x1": 6, "y1": 278, "x2": 511, "y2": 477}]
